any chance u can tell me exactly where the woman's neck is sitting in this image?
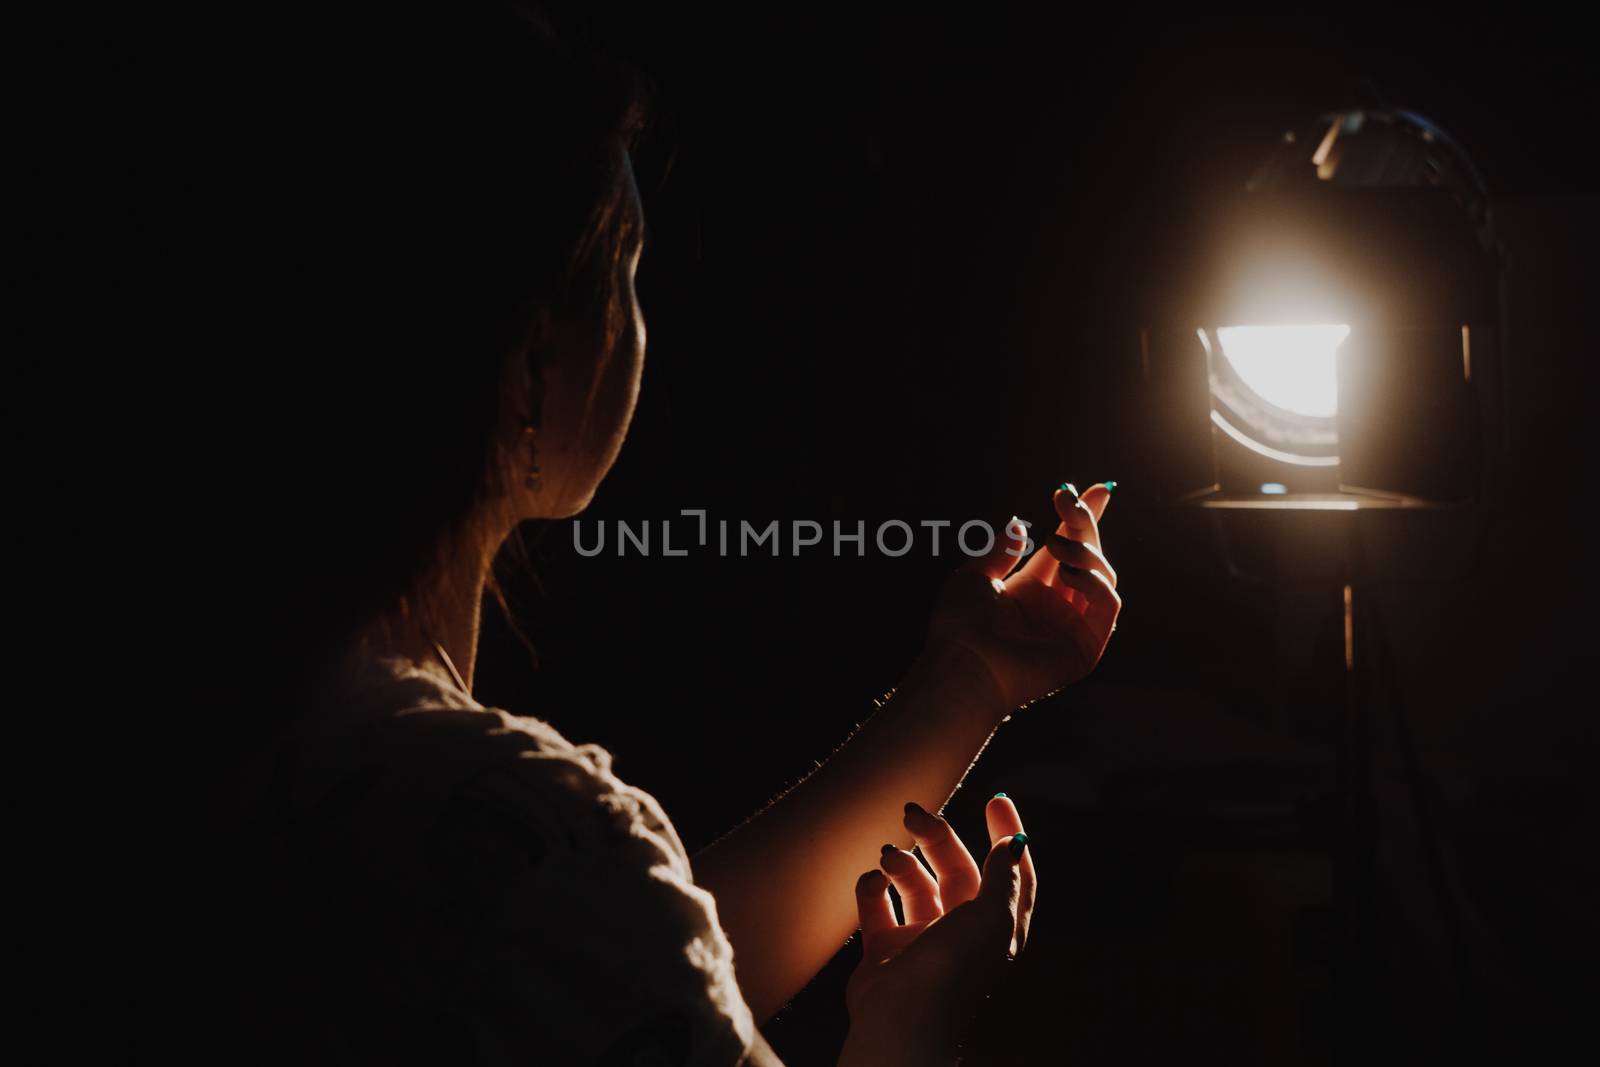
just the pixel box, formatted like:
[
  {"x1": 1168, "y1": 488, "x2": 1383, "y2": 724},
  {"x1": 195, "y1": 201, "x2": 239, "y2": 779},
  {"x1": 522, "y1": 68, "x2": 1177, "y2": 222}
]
[
  {"x1": 422, "y1": 546, "x2": 492, "y2": 693},
  {"x1": 364, "y1": 522, "x2": 503, "y2": 696}
]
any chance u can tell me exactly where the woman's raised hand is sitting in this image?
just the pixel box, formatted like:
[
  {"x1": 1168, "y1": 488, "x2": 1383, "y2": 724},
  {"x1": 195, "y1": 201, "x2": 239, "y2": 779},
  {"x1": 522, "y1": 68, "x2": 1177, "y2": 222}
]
[
  {"x1": 839, "y1": 796, "x2": 1037, "y2": 1066},
  {"x1": 927, "y1": 481, "x2": 1120, "y2": 711}
]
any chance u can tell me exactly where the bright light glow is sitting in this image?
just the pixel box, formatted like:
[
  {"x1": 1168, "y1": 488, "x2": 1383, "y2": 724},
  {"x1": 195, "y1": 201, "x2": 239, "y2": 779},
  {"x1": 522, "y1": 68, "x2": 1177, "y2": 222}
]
[
  {"x1": 1215, "y1": 324, "x2": 1350, "y2": 418},
  {"x1": 1261, "y1": 483, "x2": 1288, "y2": 494}
]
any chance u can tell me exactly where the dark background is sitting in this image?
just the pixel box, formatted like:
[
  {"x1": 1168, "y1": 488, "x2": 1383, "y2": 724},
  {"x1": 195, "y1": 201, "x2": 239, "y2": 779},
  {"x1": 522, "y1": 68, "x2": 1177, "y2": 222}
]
[{"x1": 463, "y1": 9, "x2": 1597, "y2": 1065}]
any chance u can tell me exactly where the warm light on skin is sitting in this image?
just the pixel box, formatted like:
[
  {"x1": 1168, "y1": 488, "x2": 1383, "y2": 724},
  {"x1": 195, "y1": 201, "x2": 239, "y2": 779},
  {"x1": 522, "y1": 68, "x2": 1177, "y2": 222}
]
[{"x1": 1216, "y1": 324, "x2": 1350, "y2": 418}]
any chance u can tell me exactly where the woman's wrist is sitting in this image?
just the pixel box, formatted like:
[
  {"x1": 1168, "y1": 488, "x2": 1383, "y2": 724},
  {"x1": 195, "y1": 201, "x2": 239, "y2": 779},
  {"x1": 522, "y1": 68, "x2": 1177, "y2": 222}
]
[{"x1": 896, "y1": 639, "x2": 1013, "y2": 732}]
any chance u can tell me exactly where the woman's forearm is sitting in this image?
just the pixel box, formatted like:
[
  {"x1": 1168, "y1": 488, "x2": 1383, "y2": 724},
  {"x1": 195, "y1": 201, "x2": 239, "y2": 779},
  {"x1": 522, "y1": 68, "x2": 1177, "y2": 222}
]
[{"x1": 693, "y1": 642, "x2": 1009, "y2": 1022}]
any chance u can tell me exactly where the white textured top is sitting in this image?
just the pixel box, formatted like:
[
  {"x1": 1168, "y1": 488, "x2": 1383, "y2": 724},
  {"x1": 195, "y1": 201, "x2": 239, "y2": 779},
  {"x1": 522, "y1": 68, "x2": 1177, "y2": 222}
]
[{"x1": 208, "y1": 656, "x2": 755, "y2": 1064}]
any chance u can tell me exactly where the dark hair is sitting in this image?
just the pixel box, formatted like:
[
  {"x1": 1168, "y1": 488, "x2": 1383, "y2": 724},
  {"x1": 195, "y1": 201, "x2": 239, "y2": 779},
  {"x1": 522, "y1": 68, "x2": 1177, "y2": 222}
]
[{"x1": 213, "y1": 3, "x2": 647, "y2": 742}]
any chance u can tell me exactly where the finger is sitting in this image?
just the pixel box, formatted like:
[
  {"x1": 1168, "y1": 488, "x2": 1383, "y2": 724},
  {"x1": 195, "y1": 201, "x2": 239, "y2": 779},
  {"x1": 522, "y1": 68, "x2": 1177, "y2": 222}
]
[
  {"x1": 1011, "y1": 550, "x2": 1120, "y2": 644},
  {"x1": 978, "y1": 833, "x2": 1031, "y2": 957},
  {"x1": 965, "y1": 515, "x2": 1030, "y2": 583},
  {"x1": 1014, "y1": 522, "x2": 1069, "y2": 585},
  {"x1": 881, "y1": 844, "x2": 943, "y2": 924},
  {"x1": 1079, "y1": 480, "x2": 1115, "y2": 524},
  {"x1": 1004, "y1": 575, "x2": 1107, "y2": 673},
  {"x1": 1045, "y1": 533, "x2": 1117, "y2": 588},
  {"x1": 855, "y1": 869, "x2": 897, "y2": 959},
  {"x1": 903, "y1": 802, "x2": 983, "y2": 907},
  {"x1": 1052, "y1": 484, "x2": 1104, "y2": 556},
  {"x1": 1053, "y1": 561, "x2": 1121, "y2": 625},
  {"x1": 1015, "y1": 481, "x2": 1105, "y2": 587},
  {"x1": 985, "y1": 795, "x2": 1038, "y2": 951},
  {"x1": 985, "y1": 793, "x2": 1024, "y2": 845},
  {"x1": 975, "y1": 834, "x2": 1027, "y2": 951},
  {"x1": 1050, "y1": 566, "x2": 1120, "y2": 673}
]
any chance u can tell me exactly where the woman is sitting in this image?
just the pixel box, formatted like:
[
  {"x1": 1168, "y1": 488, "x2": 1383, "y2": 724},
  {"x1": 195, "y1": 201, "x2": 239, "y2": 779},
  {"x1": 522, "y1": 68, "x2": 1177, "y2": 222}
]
[{"x1": 200, "y1": 4, "x2": 1121, "y2": 1063}]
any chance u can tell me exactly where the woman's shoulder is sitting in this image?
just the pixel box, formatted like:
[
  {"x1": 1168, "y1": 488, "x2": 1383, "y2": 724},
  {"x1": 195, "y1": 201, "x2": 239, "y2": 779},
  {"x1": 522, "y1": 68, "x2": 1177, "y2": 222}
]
[
  {"x1": 206, "y1": 658, "x2": 754, "y2": 1063},
  {"x1": 228, "y1": 655, "x2": 689, "y2": 871}
]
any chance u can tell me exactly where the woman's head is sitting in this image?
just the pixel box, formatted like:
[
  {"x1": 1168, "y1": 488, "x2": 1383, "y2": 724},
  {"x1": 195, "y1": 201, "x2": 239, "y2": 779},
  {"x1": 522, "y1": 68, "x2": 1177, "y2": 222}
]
[
  {"x1": 429, "y1": 3, "x2": 651, "y2": 532},
  {"x1": 236, "y1": 2, "x2": 649, "y2": 684},
  {"x1": 504, "y1": 139, "x2": 647, "y2": 524}
]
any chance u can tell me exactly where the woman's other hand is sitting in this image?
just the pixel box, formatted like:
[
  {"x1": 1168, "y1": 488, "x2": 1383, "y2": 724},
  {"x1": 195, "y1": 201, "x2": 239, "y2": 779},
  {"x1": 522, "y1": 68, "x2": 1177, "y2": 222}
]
[
  {"x1": 927, "y1": 481, "x2": 1120, "y2": 711},
  {"x1": 839, "y1": 796, "x2": 1036, "y2": 1066}
]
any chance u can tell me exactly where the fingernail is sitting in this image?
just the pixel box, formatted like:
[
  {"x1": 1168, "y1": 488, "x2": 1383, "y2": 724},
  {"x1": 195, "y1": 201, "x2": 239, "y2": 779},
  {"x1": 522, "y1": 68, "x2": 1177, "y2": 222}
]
[
  {"x1": 1102, "y1": 480, "x2": 1117, "y2": 492},
  {"x1": 881, "y1": 843, "x2": 897, "y2": 856},
  {"x1": 1009, "y1": 832, "x2": 1029, "y2": 859},
  {"x1": 992, "y1": 792, "x2": 1008, "y2": 799},
  {"x1": 904, "y1": 801, "x2": 927, "y2": 817},
  {"x1": 1059, "y1": 482, "x2": 1079, "y2": 498}
]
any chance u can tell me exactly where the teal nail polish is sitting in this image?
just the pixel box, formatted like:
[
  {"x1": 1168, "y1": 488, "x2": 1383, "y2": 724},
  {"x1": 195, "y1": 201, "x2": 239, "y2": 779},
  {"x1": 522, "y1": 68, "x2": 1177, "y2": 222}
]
[
  {"x1": 1059, "y1": 482, "x2": 1079, "y2": 497},
  {"x1": 1102, "y1": 480, "x2": 1117, "y2": 492},
  {"x1": 993, "y1": 792, "x2": 1008, "y2": 799},
  {"x1": 1009, "y1": 832, "x2": 1029, "y2": 859}
]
